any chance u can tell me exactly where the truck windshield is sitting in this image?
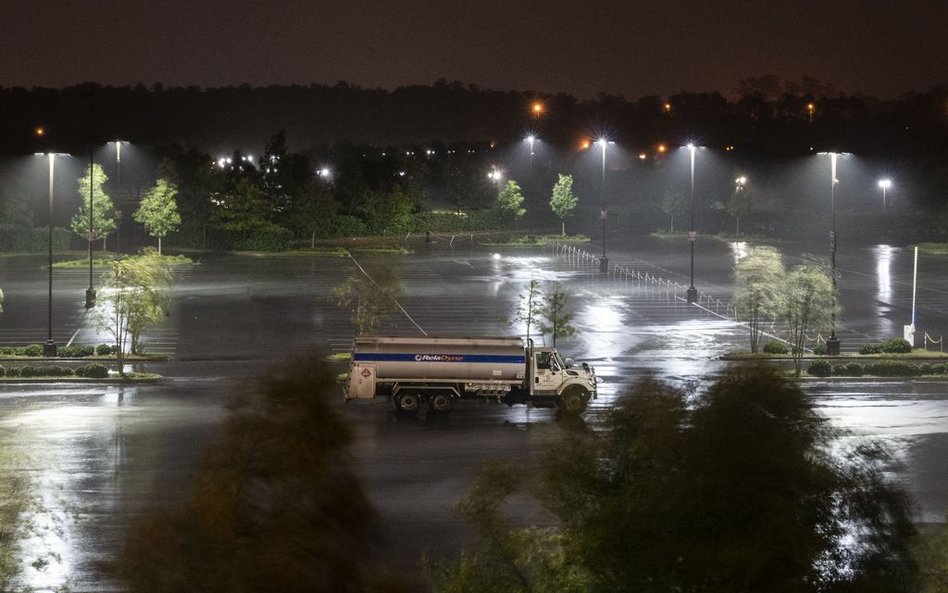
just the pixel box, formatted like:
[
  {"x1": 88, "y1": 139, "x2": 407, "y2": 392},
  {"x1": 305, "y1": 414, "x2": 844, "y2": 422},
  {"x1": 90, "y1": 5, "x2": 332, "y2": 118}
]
[{"x1": 552, "y1": 351, "x2": 566, "y2": 370}]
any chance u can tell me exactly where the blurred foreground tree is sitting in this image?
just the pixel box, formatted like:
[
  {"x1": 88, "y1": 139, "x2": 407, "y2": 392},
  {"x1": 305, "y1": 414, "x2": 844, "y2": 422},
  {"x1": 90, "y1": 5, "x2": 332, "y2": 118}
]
[
  {"x1": 734, "y1": 245, "x2": 785, "y2": 352},
  {"x1": 119, "y1": 360, "x2": 408, "y2": 593},
  {"x1": 431, "y1": 367, "x2": 918, "y2": 593}
]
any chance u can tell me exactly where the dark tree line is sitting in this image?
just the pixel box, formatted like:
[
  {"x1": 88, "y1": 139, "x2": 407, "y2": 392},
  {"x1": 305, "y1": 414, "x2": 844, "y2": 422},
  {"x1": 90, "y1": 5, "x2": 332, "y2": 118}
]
[{"x1": 3, "y1": 78, "x2": 945, "y2": 160}]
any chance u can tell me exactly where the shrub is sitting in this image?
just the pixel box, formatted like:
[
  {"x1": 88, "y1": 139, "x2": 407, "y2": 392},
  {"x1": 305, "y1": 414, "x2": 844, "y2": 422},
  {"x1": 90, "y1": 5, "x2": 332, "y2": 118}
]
[
  {"x1": 75, "y1": 363, "x2": 109, "y2": 379},
  {"x1": 807, "y1": 360, "x2": 832, "y2": 377},
  {"x1": 763, "y1": 341, "x2": 789, "y2": 354},
  {"x1": 4, "y1": 366, "x2": 19, "y2": 376},
  {"x1": 864, "y1": 361, "x2": 919, "y2": 377},
  {"x1": 18, "y1": 344, "x2": 44, "y2": 357},
  {"x1": 832, "y1": 364, "x2": 847, "y2": 377},
  {"x1": 59, "y1": 345, "x2": 95, "y2": 358},
  {"x1": 844, "y1": 362, "x2": 864, "y2": 377},
  {"x1": 96, "y1": 343, "x2": 114, "y2": 356},
  {"x1": 932, "y1": 364, "x2": 948, "y2": 375},
  {"x1": 881, "y1": 338, "x2": 913, "y2": 353},
  {"x1": 0, "y1": 365, "x2": 4, "y2": 376},
  {"x1": 229, "y1": 225, "x2": 294, "y2": 251},
  {"x1": 0, "y1": 346, "x2": 15, "y2": 356},
  {"x1": 918, "y1": 363, "x2": 934, "y2": 376},
  {"x1": 18, "y1": 365, "x2": 40, "y2": 377},
  {"x1": 812, "y1": 343, "x2": 828, "y2": 355},
  {"x1": 859, "y1": 343, "x2": 884, "y2": 355}
]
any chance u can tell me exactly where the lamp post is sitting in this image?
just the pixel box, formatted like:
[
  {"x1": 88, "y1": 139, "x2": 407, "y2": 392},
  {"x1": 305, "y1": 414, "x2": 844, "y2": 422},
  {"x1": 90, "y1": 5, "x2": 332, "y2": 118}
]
[
  {"x1": 109, "y1": 140, "x2": 128, "y2": 253},
  {"x1": 526, "y1": 134, "x2": 536, "y2": 173},
  {"x1": 878, "y1": 178, "x2": 892, "y2": 215},
  {"x1": 85, "y1": 147, "x2": 96, "y2": 308},
  {"x1": 597, "y1": 138, "x2": 611, "y2": 273},
  {"x1": 36, "y1": 152, "x2": 67, "y2": 356},
  {"x1": 686, "y1": 143, "x2": 698, "y2": 303},
  {"x1": 826, "y1": 152, "x2": 841, "y2": 355}
]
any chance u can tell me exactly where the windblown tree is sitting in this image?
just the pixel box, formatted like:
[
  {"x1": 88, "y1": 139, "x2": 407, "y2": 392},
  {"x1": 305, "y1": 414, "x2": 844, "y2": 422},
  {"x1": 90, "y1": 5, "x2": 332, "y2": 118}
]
[
  {"x1": 661, "y1": 188, "x2": 686, "y2": 232},
  {"x1": 133, "y1": 179, "x2": 181, "y2": 255},
  {"x1": 783, "y1": 262, "x2": 838, "y2": 375},
  {"x1": 512, "y1": 279, "x2": 542, "y2": 342},
  {"x1": 431, "y1": 367, "x2": 919, "y2": 593},
  {"x1": 537, "y1": 282, "x2": 575, "y2": 348},
  {"x1": 495, "y1": 180, "x2": 526, "y2": 228},
  {"x1": 333, "y1": 265, "x2": 402, "y2": 334},
  {"x1": 70, "y1": 163, "x2": 116, "y2": 248},
  {"x1": 549, "y1": 174, "x2": 578, "y2": 236},
  {"x1": 734, "y1": 245, "x2": 785, "y2": 352},
  {"x1": 119, "y1": 360, "x2": 409, "y2": 593},
  {"x1": 94, "y1": 250, "x2": 173, "y2": 373},
  {"x1": 725, "y1": 184, "x2": 753, "y2": 236}
]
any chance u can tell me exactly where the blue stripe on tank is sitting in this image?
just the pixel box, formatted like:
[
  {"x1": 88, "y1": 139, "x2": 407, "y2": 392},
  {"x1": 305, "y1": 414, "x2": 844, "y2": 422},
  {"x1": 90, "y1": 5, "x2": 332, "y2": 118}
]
[{"x1": 354, "y1": 353, "x2": 525, "y2": 364}]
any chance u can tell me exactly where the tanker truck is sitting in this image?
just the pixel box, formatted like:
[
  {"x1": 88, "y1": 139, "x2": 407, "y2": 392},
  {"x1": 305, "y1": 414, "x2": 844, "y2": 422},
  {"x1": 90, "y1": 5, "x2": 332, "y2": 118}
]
[{"x1": 344, "y1": 336, "x2": 597, "y2": 414}]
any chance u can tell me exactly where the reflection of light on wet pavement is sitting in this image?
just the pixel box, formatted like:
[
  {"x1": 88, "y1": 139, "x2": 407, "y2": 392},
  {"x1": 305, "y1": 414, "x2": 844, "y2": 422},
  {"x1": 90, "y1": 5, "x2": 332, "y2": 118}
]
[{"x1": 874, "y1": 245, "x2": 895, "y2": 302}]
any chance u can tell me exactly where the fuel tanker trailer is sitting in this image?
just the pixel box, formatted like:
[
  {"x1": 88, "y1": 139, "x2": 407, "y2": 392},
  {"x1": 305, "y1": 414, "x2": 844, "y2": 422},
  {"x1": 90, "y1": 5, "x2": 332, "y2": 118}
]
[{"x1": 344, "y1": 336, "x2": 597, "y2": 414}]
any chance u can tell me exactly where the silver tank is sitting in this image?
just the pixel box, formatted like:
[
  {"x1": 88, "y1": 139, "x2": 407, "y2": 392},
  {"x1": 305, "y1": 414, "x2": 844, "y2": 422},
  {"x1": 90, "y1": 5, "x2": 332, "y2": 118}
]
[{"x1": 352, "y1": 336, "x2": 526, "y2": 382}]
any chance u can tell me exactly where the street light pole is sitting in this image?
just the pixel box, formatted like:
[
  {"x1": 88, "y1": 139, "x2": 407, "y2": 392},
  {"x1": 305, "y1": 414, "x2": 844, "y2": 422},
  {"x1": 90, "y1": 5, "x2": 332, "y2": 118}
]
[
  {"x1": 686, "y1": 144, "x2": 698, "y2": 303},
  {"x1": 598, "y1": 138, "x2": 609, "y2": 273},
  {"x1": 40, "y1": 153, "x2": 63, "y2": 357},
  {"x1": 826, "y1": 152, "x2": 841, "y2": 355},
  {"x1": 86, "y1": 147, "x2": 96, "y2": 308}
]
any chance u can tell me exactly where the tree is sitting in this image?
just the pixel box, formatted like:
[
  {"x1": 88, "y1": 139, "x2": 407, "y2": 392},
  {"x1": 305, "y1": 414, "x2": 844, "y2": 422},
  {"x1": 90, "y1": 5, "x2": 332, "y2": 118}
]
[
  {"x1": 782, "y1": 263, "x2": 838, "y2": 375},
  {"x1": 915, "y1": 515, "x2": 948, "y2": 592},
  {"x1": 118, "y1": 360, "x2": 409, "y2": 593},
  {"x1": 94, "y1": 250, "x2": 173, "y2": 373},
  {"x1": 134, "y1": 179, "x2": 181, "y2": 255},
  {"x1": 333, "y1": 266, "x2": 402, "y2": 334},
  {"x1": 434, "y1": 368, "x2": 920, "y2": 593},
  {"x1": 661, "y1": 188, "x2": 686, "y2": 232},
  {"x1": 537, "y1": 282, "x2": 575, "y2": 347},
  {"x1": 70, "y1": 163, "x2": 116, "y2": 247},
  {"x1": 549, "y1": 174, "x2": 578, "y2": 236},
  {"x1": 725, "y1": 185, "x2": 753, "y2": 236},
  {"x1": 734, "y1": 246, "x2": 785, "y2": 353},
  {"x1": 512, "y1": 280, "x2": 542, "y2": 342},
  {"x1": 211, "y1": 178, "x2": 272, "y2": 232},
  {"x1": 495, "y1": 180, "x2": 526, "y2": 227}
]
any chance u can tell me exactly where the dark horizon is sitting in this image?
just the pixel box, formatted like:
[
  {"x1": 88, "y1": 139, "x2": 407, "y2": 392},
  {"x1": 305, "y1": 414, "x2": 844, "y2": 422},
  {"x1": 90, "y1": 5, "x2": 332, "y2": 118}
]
[{"x1": 2, "y1": 0, "x2": 945, "y2": 101}]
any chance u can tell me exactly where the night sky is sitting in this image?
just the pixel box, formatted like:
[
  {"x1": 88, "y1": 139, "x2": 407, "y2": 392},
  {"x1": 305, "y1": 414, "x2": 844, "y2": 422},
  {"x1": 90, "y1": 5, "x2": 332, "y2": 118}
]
[{"x1": 1, "y1": 0, "x2": 945, "y2": 99}]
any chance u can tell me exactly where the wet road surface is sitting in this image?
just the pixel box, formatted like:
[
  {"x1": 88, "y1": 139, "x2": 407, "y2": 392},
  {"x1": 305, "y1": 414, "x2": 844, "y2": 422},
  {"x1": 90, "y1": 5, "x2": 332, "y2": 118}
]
[{"x1": 1, "y1": 239, "x2": 947, "y2": 590}]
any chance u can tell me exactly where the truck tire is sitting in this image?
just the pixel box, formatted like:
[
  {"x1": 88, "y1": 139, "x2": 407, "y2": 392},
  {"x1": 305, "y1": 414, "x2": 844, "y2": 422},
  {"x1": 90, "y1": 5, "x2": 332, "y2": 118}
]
[
  {"x1": 558, "y1": 386, "x2": 589, "y2": 415},
  {"x1": 428, "y1": 392, "x2": 455, "y2": 413},
  {"x1": 393, "y1": 392, "x2": 422, "y2": 415}
]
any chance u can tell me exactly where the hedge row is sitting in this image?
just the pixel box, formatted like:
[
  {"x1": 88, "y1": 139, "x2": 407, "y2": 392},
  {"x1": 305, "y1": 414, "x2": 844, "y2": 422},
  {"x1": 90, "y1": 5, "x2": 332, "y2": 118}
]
[
  {"x1": 858, "y1": 338, "x2": 913, "y2": 355},
  {"x1": 0, "y1": 344, "x2": 116, "y2": 357},
  {"x1": 0, "y1": 363, "x2": 109, "y2": 378},
  {"x1": 807, "y1": 360, "x2": 948, "y2": 377}
]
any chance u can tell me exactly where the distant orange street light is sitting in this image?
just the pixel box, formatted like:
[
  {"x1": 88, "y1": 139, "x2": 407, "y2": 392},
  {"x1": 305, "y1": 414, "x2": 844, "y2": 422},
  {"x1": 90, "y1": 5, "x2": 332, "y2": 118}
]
[
  {"x1": 35, "y1": 126, "x2": 45, "y2": 136},
  {"x1": 532, "y1": 101, "x2": 545, "y2": 117}
]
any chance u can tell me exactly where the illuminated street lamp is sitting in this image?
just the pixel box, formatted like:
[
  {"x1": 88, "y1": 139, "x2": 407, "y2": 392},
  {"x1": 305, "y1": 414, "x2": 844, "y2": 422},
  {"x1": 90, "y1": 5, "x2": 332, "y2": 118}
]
[
  {"x1": 686, "y1": 143, "x2": 699, "y2": 303},
  {"x1": 878, "y1": 178, "x2": 892, "y2": 214},
  {"x1": 487, "y1": 166, "x2": 504, "y2": 184},
  {"x1": 35, "y1": 152, "x2": 69, "y2": 356},
  {"x1": 531, "y1": 101, "x2": 544, "y2": 118},
  {"x1": 525, "y1": 134, "x2": 536, "y2": 172}
]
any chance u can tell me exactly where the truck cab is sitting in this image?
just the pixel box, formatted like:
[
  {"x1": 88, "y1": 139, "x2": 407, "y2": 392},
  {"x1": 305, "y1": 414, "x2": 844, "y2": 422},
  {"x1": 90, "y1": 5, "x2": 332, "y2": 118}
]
[{"x1": 529, "y1": 346, "x2": 597, "y2": 412}]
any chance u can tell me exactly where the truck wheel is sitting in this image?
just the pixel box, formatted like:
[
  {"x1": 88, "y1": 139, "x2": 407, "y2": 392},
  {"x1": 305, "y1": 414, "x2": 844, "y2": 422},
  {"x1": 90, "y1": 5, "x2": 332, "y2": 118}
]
[
  {"x1": 428, "y1": 392, "x2": 455, "y2": 413},
  {"x1": 393, "y1": 392, "x2": 422, "y2": 415},
  {"x1": 558, "y1": 386, "x2": 589, "y2": 415}
]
